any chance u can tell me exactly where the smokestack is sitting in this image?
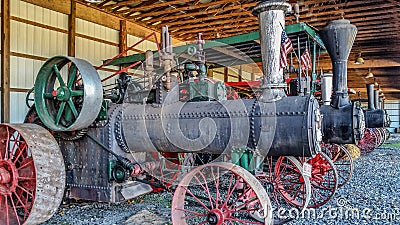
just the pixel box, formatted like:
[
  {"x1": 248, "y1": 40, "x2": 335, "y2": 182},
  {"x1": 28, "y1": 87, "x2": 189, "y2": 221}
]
[
  {"x1": 253, "y1": 0, "x2": 291, "y2": 101},
  {"x1": 374, "y1": 90, "x2": 380, "y2": 109},
  {"x1": 320, "y1": 19, "x2": 357, "y2": 108},
  {"x1": 321, "y1": 72, "x2": 333, "y2": 105},
  {"x1": 366, "y1": 84, "x2": 375, "y2": 110}
]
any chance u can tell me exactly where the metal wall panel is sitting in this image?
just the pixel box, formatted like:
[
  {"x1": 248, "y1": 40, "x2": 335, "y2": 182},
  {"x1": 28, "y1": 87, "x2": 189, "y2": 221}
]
[
  {"x1": 10, "y1": 92, "x2": 30, "y2": 123},
  {"x1": 384, "y1": 100, "x2": 400, "y2": 132},
  {"x1": 8, "y1": 1, "x2": 69, "y2": 122},
  {"x1": 127, "y1": 34, "x2": 158, "y2": 53},
  {"x1": 75, "y1": 18, "x2": 120, "y2": 87},
  {"x1": 11, "y1": 0, "x2": 68, "y2": 29}
]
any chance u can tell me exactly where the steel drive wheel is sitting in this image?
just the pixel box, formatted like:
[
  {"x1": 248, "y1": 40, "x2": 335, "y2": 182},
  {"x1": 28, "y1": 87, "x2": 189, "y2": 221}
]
[
  {"x1": 298, "y1": 152, "x2": 338, "y2": 208},
  {"x1": 321, "y1": 144, "x2": 354, "y2": 188},
  {"x1": 34, "y1": 56, "x2": 103, "y2": 131},
  {"x1": 0, "y1": 124, "x2": 66, "y2": 225},
  {"x1": 258, "y1": 156, "x2": 311, "y2": 224},
  {"x1": 172, "y1": 162, "x2": 272, "y2": 225}
]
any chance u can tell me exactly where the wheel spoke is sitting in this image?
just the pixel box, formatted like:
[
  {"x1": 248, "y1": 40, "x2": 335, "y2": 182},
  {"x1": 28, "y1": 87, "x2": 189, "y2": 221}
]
[
  {"x1": 193, "y1": 174, "x2": 215, "y2": 209},
  {"x1": 9, "y1": 194, "x2": 21, "y2": 225},
  {"x1": 12, "y1": 144, "x2": 27, "y2": 163},
  {"x1": 71, "y1": 90, "x2": 84, "y2": 97},
  {"x1": 176, "y1": 208, "x2": 208, "y2": 217},
  {"x1": 52, "y1": 64, "x2": 66, "y2": 86},
  {"x1": 182, "y1": 186, "x2": 211, "y2": 212},
  {"x1": 55, "y1": 102, "x2": 67, "y2": 126},
  {"x1": 43, "y1": 93, "x2": 54, "y2": 98},
  {"x1": 68, "y1": 66, "x2": 77, "y2": 88},
  {"x1": 67, "y1": 99, "x2": 79, "y2": 118}
]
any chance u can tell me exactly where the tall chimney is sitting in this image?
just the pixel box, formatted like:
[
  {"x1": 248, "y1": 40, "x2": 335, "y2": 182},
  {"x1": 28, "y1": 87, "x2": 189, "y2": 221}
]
[
  {"x1": 366, "y1": 84, "x2": 375, "y2": 110},
  {"x1": 374, "y1": 90, "x2": 380, "y2": 109},
  {"x1": 320, "y1": 20, "x2": 357, "y2": 108},
  {"x1": 253, "y1": 0, "x2": 291, "y2": 101}
]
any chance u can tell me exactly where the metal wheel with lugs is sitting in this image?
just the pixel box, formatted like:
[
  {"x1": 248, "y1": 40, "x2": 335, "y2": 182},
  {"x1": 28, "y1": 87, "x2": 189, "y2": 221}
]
[{"x1": 0, "y1": 124, "x2": 65, "y2": 225}]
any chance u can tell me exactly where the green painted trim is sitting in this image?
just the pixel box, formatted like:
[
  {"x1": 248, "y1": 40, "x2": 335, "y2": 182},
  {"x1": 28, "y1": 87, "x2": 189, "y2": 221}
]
[{"x1": 106, "y1": 22, "x2": 326, "y2": 66}]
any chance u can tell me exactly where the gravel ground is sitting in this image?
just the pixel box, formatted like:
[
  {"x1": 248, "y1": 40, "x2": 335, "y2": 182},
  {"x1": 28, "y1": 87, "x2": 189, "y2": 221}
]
[{"x1": 41, "y1": 134, "x2": 400, "y2": 225}]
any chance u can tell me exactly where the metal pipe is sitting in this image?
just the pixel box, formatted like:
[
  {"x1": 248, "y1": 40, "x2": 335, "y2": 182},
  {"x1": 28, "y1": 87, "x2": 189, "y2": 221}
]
[
  {"x1": 297, "y1": 35, "x2": 302, "y2": 95},
  {"x1": 320, "y1": 19, "x2": 357, "y2": 108},
  {"x1": 321, "y1": 72, "x2": 333, "y2": 105},
  {"x1": 366, "y1": 83, "x2": 375, "y2": 110},
  {"x1": 252, "y1": 0, "x2": 291, "y2": 101},
  {"x1": 374, "y1": 90, "x2": 380, "y2": 109},
  {"x1": 161, "y1": 26, "x2": 166, "y2": 53}
]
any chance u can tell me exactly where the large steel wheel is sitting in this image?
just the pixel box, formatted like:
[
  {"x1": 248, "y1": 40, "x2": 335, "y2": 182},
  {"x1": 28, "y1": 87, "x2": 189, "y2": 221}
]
[
  {"x1": 0, "y1": 124, "x2": 65, "y2": 225},
  {"x1": 298, "y1": 152, "x2": 338, "y2": 208},
  {"x1": 321, "y1": 144, "x2": 354, "y2": 188},
  {"x1": 34, "y1": 56, "x2": 103, "y2": 131},
  {"x1": 258, "y1": 156, "x2": 311, "y2": 224},
  {"x1": 172, "y1": 162, "x2": 272, "y2": 225}
]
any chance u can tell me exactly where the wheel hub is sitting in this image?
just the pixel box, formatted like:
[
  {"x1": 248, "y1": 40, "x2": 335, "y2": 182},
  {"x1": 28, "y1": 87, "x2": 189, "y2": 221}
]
[
  {"x1": 0, "y1": 160, "x2": 18, "y2": 195},
  {"x1": 56, "y1": 86, "x2": 71, "y2": 102},
  {"x1": 208, "y1": 209, "x2": 224, "y2": 225}
]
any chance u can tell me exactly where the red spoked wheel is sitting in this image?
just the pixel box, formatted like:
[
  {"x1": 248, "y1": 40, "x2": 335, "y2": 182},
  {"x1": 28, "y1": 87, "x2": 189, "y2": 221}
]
[
  {"x1": 321, "y1": 144, "x2": 354, "y2": 188},
  {"x1": 373, "y1": 128, "x2": 385, "y2": 147},
  {"x1": 172, "y1": 162, "x2": 272, "y2": 225},
  {"x1": 298, "y1": 152, "x2": 338, "y2": 208},
  {"x1": 257, "y1": 156, "x2": 310, "y2": 224},
  {"x1": 357, "y1": 128, "x2": 378, "y2": 155},
  {"x1": 0, "y1": 124, "x2": 65, "y2": 225}
]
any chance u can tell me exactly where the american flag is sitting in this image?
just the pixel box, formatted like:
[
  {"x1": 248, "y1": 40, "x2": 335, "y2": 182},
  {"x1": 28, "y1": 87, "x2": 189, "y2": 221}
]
[
  {"x1": 301, "y1": 48, "x2": 312, "y2": 70},
  {"x1": 280, "y1": 30, "x2": 293, "y2": 68}
]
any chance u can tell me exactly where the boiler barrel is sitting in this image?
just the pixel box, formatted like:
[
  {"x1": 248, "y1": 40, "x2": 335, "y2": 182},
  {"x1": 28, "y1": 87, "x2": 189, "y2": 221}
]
[{"x1": 121, "y1": 96, "x2": 321, "y2": 157}]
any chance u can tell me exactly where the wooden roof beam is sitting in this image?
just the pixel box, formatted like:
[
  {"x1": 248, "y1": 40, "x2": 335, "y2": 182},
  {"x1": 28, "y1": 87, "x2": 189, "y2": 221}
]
[
  {"x1": 145, "y1": 2, "x2": 258, "y2": 23},
  {"x1": 118, "y1": 0, "x2": 197, "y2": 14},
  {"x1": 126, "y1": 0, "x2": 240, "y2": 18},
  {"x1": 164, "y1": 11, "x2": 253, "y2": 27},
  {"x1": 318, "y1": 59, "x2": 400, "y2": 70},
  {"x1": 102, "y1": 0, "x2": 142, "y2": 10}
]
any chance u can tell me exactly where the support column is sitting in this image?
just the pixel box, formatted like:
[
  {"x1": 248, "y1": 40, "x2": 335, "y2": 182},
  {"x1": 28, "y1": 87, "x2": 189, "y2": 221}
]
[
  {"x1": 119, "y1": 20, "x2": 127, "y2": 56},
  {"x1": 224, "y1": 67, "x2": 228, "y2": 82},
  {"x1": 1, "y1": 0, "x2": 10, "y2": 123},
  {"x1": 238, "y1": 65, "x2": 242, "y2": 82},
  {"x1": 68, "y1": 0, "x2": 76, "y2": 57},
  {"x1": 207, "y1": 67, "x2": 213, "y2": 78}
]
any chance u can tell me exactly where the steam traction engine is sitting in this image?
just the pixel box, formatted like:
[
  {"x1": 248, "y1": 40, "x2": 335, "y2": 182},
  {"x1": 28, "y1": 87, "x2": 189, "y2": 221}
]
[{"x1": 3, "y1": 1, "x2": 376, "y2": 225}]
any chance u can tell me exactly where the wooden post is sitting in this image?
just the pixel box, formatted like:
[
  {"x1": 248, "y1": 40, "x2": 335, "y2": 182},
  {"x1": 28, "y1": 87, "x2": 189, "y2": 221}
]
[
  {"x1": 68, "y1": 0, "x2": 76, "y2": 57},
  {"x1": 238, "y1": 65, "x2": 242, "y2": 82},
  {"x1": 119, "y1": 20, "x2": 127, "y2": 56},
  {"x1": 207, "y1": 67, "x2": 213, "y2": 78},
  {"x1": 1, "y1": 0, "x2": 10, "y2": 123},
  {"x1": 224, "y1": 67, "x2": 228, "y2": 82},
  {"x1": 251, "y1": 72, "x2": 255, "y2": 81}
]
